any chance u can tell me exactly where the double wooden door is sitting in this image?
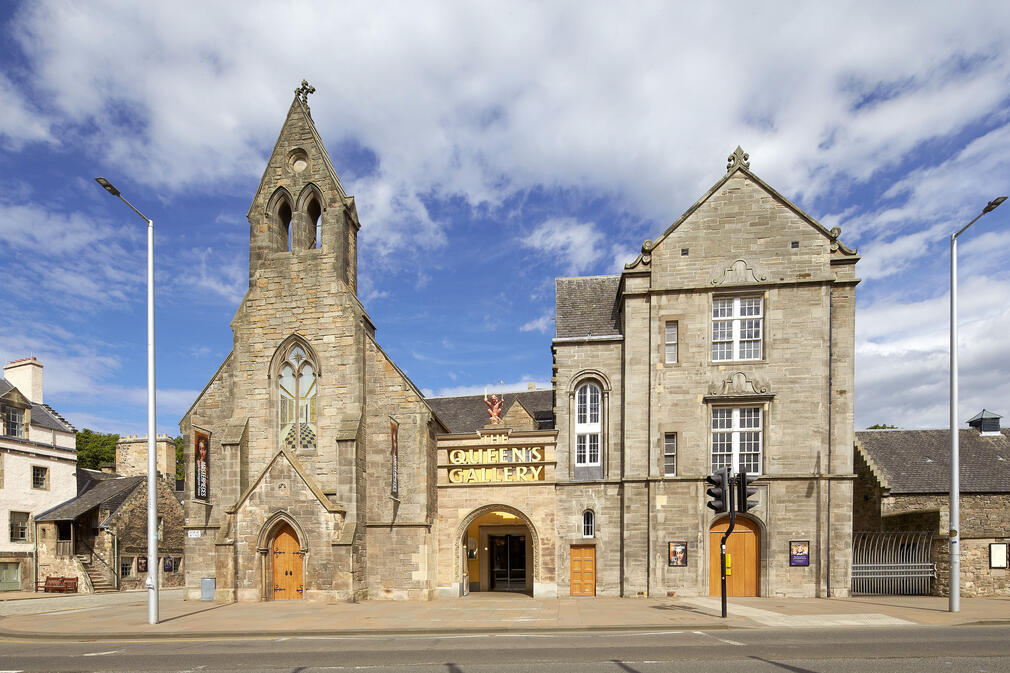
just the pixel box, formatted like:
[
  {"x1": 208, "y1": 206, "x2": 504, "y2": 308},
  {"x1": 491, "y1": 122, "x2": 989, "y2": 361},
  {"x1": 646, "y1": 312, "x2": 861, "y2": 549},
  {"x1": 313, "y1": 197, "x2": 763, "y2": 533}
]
[
  {"x1": 709, "y1": 517, "x2": 760, "y2": 596},
  {"x1": 272, "y1": 523, "x2": 303, "y2": 600},
  {"x1": 570, "y1": 545, "x2": 596, "y2": 596}
]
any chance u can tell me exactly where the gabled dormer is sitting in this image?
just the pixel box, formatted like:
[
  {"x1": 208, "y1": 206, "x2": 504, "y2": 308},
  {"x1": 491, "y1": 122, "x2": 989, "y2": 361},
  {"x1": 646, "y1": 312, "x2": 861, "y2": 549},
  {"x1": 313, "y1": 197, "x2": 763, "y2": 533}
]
[{"x1": 247, "y1": 81, "x2": 361, "y2": 294}]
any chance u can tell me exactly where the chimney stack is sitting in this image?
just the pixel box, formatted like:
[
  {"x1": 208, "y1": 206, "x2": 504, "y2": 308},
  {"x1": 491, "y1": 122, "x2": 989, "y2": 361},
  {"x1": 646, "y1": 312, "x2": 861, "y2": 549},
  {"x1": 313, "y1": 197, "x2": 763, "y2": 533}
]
[{"x1": 3, "y1": 357, "x2": 43, "y2": 405}]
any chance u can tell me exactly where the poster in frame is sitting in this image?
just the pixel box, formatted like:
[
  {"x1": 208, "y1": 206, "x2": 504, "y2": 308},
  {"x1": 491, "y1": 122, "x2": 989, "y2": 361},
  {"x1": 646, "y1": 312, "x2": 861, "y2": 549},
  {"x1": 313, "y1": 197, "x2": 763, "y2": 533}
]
[
  {"x1": 789, "y1": 540, "x2": 810, "y2": 566},
  {"x1": 194, "y1": 430, "x2": 210, "y2": 500},
  {"x1": 991, "y1": 542, "x2": 1008, "y2": 569},
  {"x1": 668, "y1": 541, "x2": 687, "y2": 567}
]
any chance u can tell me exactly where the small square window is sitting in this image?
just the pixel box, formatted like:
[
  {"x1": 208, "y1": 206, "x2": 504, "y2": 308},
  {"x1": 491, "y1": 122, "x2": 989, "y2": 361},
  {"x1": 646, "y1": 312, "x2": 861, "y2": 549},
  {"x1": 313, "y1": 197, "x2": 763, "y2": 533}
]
[
  {"x1": 32, "y1": 466, "x2": 49, "y2": 490},
  {"x1": 681, "y1": 248, "x2": 689, "y2": 256},
  {"x1": 9, "y1": 511, "x2": 29, "y2": 542},
  {"x1": 791, "y1": 241, "x2": 799, "y2": 249}
]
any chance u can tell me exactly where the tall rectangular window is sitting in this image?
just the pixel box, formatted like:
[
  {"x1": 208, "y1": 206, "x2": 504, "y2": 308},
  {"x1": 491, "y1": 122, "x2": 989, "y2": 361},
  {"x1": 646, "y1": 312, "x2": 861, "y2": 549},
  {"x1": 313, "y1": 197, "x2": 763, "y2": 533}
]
[
  {"x1": 712, "y1": 296, "x2": 763, "y2": 361},
  {"x1": 32, "y1": 466, "x2": 48, "y2": 490},
  {"x1": 665, "y1": 321, "x2": 679, "y2": 363},
  {"x1": 663, "y1": 433, "x2": 677, "y2": 476},
  {"x1": 711, "y1": 407, "x2": 762, "y2": 475},
  {"x1": 575, "y1": 383, "x2": 602, "y2": 466},
  {"x1": 9, "y1": 511, "x2": 29, "y2": 542},
  {"x1": 120, "y1": 557, "x2": 134, "y2": 578},
  {"x1": 3, "y1": 407, "x2": 24, "y2": 438}
]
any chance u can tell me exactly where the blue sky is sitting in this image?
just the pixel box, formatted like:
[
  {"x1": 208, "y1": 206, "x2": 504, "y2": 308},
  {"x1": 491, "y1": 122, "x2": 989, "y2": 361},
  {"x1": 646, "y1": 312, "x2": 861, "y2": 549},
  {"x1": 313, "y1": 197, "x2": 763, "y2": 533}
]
[{"x1": 1, "y1": 1, "x2": 1008, "y2": 436}]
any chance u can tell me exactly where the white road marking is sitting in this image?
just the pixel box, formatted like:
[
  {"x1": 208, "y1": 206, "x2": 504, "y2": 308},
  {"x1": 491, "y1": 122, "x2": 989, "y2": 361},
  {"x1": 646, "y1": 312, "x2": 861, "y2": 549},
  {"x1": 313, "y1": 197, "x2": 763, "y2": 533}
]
[
  {"x1": 693, "y1": 630, "x2": 744, "y2": 646},
  {"x1": 83, "y1": 650, "x2": 122, "y2": 657}
]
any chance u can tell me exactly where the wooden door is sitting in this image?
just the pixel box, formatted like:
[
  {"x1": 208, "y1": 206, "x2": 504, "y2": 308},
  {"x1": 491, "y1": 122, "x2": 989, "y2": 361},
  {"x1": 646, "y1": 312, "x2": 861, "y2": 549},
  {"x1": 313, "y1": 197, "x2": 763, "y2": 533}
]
[
  {"x1": 271, "y1": 523, "x2": 303, "y2": 600},
  {"x1": 709, "y1": 517, "x2": 759, "y2": 596},
  {"x1": 570, "y1": 545, "x2": 596, "y2": 596}
]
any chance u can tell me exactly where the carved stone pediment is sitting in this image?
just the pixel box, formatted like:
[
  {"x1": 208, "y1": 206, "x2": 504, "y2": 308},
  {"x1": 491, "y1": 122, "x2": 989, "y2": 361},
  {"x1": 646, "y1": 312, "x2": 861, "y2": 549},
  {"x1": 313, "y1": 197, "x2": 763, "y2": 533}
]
[
  {"x1": 706, "y1": 372, "x2": 772, "y2": 398},
  {"x1": 710, "y1": 259, "x2": 768, "y2": 285}
]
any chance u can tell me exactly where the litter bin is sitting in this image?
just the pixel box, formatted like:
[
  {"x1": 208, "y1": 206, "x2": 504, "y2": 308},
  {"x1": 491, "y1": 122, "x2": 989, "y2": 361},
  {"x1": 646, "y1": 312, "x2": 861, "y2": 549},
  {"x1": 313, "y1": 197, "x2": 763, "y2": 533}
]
[{"x1": 201, "y1": 577, "x2": 215, "y2": 602}]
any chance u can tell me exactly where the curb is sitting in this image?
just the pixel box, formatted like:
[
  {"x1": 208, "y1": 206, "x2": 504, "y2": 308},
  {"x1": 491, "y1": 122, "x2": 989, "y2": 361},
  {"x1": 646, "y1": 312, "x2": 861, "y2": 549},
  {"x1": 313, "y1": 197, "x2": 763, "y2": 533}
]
[{"x1": 0, "y1": 621, "x2": 745, "y2": 642}]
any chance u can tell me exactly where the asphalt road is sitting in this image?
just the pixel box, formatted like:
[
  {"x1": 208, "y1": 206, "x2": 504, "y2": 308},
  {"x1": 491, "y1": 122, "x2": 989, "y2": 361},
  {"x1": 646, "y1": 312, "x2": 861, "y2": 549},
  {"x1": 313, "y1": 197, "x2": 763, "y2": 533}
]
[{"x1": 0, "y1": 624, "x2": 1009, "y2": 672}]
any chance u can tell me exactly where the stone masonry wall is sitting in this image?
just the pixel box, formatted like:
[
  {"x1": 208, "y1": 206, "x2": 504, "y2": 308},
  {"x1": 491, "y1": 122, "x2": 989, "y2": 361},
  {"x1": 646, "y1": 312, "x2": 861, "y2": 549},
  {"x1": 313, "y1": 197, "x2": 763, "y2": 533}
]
[{"x1": 883, "y1": 493, "x2": 1010, "y2": 597}]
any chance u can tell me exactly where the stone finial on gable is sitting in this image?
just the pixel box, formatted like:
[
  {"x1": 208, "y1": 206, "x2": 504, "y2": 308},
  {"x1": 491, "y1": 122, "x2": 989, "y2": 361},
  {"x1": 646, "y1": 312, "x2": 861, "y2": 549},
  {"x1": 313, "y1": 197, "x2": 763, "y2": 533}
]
[{"x1": 727, "y1": 145, "x2": 750, "y2": 172}]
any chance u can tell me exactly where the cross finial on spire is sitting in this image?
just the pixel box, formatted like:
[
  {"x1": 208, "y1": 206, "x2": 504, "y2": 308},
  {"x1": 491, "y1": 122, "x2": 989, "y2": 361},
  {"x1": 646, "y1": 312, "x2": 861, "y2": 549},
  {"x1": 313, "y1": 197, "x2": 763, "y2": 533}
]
[
  {"x1": 727, "y1": 145, "x2": 750, "y2": 171},
  {"x1": 295, "y1": 79, "x2": 316, "y2": 106}
]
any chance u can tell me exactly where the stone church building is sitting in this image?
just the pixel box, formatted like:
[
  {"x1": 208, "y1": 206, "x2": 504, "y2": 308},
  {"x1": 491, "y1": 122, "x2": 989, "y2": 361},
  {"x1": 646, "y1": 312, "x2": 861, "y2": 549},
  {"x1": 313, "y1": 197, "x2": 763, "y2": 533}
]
[{"x1": 181, "y1": 86, "x2": 859, "y2": 602}]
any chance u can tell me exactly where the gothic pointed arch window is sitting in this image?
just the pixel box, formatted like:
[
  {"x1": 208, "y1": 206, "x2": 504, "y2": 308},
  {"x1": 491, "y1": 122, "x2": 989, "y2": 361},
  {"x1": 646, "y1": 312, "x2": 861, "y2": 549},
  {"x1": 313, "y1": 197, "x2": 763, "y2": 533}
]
[{"x1": 277, "y1": 343, "x2": 317, "y2": 450}]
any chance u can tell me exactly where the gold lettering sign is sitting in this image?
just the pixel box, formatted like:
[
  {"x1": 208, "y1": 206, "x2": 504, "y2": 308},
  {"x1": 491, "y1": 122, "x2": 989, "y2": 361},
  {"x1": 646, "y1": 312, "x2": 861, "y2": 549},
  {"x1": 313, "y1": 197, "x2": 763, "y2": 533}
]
[{"x1": 446, "y1": 447, "x2": 546, "y2": 483}]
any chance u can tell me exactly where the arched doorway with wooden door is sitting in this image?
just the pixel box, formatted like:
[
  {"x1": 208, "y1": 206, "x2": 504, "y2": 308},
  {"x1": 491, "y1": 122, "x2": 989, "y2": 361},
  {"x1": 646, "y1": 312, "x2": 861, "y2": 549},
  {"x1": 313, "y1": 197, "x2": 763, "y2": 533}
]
[
  {"x1": 709, "y1": 516, "x2": 761, "y2": 596},
  {"x1": 269, "y1": 521, "x2": 304, "y2": 601}
]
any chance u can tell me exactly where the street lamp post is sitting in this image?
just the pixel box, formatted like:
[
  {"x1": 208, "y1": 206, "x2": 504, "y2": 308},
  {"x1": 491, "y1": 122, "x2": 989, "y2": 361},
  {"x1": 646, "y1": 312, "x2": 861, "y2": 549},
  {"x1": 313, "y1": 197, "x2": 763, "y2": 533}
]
[
  {"x1": 95, "y1": 177, "x2": 159, "y2": 625},
  {"x1": 949, "y1": 195, "x2": 1006, "y2": 613}
]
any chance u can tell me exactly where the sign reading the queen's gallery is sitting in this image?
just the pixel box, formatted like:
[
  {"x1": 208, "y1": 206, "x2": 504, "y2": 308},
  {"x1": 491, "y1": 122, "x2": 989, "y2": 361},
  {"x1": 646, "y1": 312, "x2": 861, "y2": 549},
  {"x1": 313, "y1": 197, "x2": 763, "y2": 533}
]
[{"x1": 447, "y1": 447, "x2": 546, "y2": 483}]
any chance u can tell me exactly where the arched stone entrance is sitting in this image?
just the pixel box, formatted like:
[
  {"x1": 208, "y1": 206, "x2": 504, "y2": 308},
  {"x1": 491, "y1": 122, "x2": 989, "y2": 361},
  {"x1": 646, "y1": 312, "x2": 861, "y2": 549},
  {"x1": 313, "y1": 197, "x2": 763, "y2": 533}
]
[
  {"x1": 709, "y1": 516, "x2": 761, "y2": 596},
  {"x1": 257, "y1": 512, "x2": 307, "y2": 601},
  {"x1": 454, "y1": 504, "x2": 540, "y2": 597}
]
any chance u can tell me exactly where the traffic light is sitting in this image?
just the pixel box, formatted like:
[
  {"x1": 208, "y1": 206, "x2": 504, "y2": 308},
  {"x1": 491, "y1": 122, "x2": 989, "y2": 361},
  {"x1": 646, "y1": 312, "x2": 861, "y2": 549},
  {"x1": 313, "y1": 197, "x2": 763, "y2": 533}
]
[
  {"x1": 737, "y1": 468, "x2": 758, "y2": 513},
  {"x1": 705, "y1": 467, "x2": 730, "y2": 513}
]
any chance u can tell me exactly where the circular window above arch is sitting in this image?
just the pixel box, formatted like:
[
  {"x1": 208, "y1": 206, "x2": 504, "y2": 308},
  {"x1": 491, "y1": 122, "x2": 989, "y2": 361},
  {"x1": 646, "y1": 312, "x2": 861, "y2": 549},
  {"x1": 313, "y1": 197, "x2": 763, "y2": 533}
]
[{"x1": 287, "y1": 148, "x2": 309, "y2": 173}]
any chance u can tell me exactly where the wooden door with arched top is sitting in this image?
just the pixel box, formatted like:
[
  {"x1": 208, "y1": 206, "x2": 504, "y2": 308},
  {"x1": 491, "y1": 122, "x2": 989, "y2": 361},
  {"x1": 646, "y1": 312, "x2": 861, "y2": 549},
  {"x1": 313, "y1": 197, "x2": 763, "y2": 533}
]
[
  {"x1": 709, "y1": 517, "x2": 760, "y2": 596},
  {"x1": 271, "y1": 523, "x2": 303, "y2": 600}
]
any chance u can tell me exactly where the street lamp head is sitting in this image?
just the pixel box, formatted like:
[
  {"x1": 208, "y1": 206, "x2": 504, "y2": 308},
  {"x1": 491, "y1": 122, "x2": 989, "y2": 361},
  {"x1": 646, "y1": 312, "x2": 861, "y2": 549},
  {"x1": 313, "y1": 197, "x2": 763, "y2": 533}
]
[
  {"x1": 94, "y1": 177, "x2": 120, "y2": 197},
  {"x1": 983, "y1": 196, "x2": 1007, "y2": 213}
]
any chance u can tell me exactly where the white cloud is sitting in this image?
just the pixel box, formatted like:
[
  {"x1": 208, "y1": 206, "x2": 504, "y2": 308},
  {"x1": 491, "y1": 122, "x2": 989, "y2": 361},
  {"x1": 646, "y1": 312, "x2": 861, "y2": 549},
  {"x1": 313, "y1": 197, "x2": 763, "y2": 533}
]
[
  {"x1": 519, "y1": 312, "x2": 553, "y2": 334},
  {"x1": 432, "y1": 378, "x2": 552, "y2": 398},
  {"x1": 0, "y1": 73, "x2": 54, "y2": 149},
  {"x1": 522, "y1": 218, "x2": 604, "y2": 274}
]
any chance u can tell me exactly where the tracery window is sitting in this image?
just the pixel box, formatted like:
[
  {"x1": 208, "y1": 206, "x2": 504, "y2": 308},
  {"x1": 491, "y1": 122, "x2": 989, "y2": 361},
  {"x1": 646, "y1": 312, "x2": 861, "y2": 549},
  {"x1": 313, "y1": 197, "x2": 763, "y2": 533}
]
[{"x1": 278, "y1": 344, "x2": 317, "y2": 450}]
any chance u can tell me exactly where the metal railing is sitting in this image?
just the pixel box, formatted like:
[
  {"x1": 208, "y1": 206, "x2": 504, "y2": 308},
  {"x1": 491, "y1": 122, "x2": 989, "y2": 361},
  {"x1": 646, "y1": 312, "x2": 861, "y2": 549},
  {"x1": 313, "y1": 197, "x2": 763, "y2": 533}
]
[{"x1": 851, "y1": 531, "x2": 935, "y2": 595}]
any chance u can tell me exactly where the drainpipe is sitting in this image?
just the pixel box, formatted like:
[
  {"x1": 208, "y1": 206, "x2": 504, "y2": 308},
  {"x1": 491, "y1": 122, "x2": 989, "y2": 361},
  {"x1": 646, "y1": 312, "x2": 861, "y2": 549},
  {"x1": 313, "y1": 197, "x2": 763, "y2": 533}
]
[
  {"x1": 113, "y1": 532, "x2": 119, "y2": 590},
  {"x1": 826, "y1": 287, "x2": 834, "y2": 598},
  {"x1": 33, "y1": 520, "x2": 39, "y2": 592}
]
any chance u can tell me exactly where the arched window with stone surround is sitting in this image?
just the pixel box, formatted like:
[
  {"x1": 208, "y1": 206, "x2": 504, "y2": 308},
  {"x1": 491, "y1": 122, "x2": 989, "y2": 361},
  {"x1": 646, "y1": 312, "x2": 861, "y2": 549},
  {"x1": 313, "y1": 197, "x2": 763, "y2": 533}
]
[
  {"x1": 575, "y1": 382, "x2": 601, "y2": 467},
  {"x1": 277, "y1": 343, "x2": 317, "y2": 450}
]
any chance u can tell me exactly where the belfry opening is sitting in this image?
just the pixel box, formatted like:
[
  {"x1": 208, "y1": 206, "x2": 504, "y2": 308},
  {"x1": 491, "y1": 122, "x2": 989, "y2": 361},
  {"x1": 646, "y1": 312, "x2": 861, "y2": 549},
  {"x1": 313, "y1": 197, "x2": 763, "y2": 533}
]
[{"x1": 461, "y1": 509, "x2": 535, "y2": 595}]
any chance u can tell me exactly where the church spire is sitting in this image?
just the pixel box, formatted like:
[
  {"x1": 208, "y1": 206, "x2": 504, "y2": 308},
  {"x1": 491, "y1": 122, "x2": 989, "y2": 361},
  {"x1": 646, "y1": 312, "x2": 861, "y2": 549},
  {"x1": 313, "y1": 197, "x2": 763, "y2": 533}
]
[{"x1": 246, "y1": 84, "x2": 360, "y2": 294}]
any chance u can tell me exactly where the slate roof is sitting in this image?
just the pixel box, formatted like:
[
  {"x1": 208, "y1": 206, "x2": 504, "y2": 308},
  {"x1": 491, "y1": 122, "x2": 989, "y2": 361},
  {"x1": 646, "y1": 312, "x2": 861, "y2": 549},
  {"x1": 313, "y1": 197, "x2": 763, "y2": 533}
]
[
  {"x1": 856, "y1": 428, "x2": 1010, "y2": 495},
  {"x1": 35, "y1": 475, "x2": 144, "y2": 522},
  {"x1": 426, "y1": 390, "x2": 554, "y2": 434},
  {"x1": 0, "y1": 378, "x2": 76, "y2": 434},
  {"x1": 555, "y1": 276, "x2": 622, "y2": 339}
]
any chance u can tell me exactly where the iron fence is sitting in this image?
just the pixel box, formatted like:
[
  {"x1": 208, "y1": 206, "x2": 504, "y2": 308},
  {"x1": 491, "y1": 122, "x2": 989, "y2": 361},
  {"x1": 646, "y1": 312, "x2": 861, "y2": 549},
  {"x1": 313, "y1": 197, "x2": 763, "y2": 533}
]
[{"x1": 851, "y1": 531, "x2": 935, "y2": 595}]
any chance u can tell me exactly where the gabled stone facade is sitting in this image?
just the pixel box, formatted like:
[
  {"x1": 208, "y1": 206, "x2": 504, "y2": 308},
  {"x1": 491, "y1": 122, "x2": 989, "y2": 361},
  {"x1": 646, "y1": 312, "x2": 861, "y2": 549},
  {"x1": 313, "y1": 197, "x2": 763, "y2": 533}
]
[
  {"x1": 551, "y1": 147, "x2": 859, "y2": 597},
  {"x1": 180, "y1": 88, "x2": 443, "y2": 602}
]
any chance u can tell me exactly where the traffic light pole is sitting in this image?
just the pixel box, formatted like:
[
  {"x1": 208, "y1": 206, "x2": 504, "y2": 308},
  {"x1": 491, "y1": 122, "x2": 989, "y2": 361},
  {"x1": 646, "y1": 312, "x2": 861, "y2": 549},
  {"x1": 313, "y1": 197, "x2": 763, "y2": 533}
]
[{"x1": 720, "y1": 480, "x2": 736, "y2": 619}]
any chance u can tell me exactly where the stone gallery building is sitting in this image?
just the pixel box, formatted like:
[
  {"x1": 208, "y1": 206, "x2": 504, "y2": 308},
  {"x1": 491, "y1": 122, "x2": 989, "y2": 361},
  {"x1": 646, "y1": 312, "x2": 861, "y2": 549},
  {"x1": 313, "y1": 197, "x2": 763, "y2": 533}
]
[
  {"x1": 854, "y1": 412, "x2": 1010, "y2": 597},
  {"x1": 181, "y1": 85, "x2": 859, "y2": 602}
]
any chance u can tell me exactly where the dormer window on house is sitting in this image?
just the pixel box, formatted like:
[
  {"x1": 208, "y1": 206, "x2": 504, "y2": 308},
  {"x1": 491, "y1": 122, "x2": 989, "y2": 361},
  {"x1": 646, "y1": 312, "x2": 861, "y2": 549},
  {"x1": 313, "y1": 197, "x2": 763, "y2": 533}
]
[
  {"x1": 3, "y1": 406, "x2": 23, "y2": 438},
  {"x1": 712, "y1": 296, "x2": 763, "y2": 361},
  {"x1": 575, "y1": 383, "x2": 601, "y2": 466},
  {"x1": 278, "y1": 343, "x2": 317, "y2": 450}
]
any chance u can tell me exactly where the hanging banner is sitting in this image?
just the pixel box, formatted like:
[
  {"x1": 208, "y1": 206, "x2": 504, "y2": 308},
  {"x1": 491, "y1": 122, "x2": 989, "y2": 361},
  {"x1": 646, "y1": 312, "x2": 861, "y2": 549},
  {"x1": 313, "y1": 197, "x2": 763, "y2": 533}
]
[
  {"x1": 194, "y1": 430, "x2": 210, "y2": 500},
  {"x1": 390, "y1": 418, "x2": 399, "y2": 499}
]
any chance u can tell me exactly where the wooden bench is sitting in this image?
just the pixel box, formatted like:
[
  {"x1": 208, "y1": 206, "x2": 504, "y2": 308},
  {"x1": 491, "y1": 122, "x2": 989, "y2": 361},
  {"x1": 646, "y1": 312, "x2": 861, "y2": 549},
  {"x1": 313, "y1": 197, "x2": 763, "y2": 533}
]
[{"x1": 35, "y1": 576, "x2": 78, "y2": 593}]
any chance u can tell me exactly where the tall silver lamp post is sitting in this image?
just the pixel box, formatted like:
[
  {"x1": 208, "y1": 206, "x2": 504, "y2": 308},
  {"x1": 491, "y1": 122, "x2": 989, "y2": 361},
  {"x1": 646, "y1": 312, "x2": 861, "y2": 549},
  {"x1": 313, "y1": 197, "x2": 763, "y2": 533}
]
[
  {"x1": 949, "y1": 195, "x2": 1006, "y2": 612},
  {"x1": 95, "y1": 177, "x2": 159, "y2": 625}
]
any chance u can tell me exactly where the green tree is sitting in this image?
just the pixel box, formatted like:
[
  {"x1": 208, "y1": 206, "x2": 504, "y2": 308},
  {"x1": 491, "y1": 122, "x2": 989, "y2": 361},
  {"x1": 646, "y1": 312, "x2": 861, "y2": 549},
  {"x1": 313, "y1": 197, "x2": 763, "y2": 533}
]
[
  {"x1": 174, "y1": 435, "x2": 184, "y2": 480},
  {"x1": 867, "y1": 423, "x2": 899, "y2": 429},
  {"x1": 76, "y1": 428, "x2": 119, "y2": 470}
]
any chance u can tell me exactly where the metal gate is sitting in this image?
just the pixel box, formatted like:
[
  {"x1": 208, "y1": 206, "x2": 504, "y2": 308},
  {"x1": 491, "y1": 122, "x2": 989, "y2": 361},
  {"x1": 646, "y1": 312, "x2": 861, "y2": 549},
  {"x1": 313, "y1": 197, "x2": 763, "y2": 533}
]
[{"x1": 851, "y1": 531, "x2": 935, "y2": 595}]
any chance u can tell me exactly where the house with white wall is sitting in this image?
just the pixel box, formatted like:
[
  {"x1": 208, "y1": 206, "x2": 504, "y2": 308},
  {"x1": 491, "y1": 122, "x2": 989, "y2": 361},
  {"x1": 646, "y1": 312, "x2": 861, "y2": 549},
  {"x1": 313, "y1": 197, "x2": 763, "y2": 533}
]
[{"x1": 0, "y1": 357, "x2": 77, "y2": 591}]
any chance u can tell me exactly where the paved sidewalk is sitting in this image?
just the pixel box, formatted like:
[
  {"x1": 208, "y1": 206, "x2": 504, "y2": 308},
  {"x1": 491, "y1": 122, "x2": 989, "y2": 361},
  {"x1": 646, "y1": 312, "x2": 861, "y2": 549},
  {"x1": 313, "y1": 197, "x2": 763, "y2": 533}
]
[{"x1": 0, "y1": 590, "x2": 1007, "y2": 641}]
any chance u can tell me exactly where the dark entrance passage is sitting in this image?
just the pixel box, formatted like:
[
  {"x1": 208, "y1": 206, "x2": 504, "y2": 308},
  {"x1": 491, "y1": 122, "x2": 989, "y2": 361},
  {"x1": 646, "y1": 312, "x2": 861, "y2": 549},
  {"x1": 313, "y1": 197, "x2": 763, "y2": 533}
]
[{"x1": 489, "y1": 534, "x2": 526, "y2": 592}]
